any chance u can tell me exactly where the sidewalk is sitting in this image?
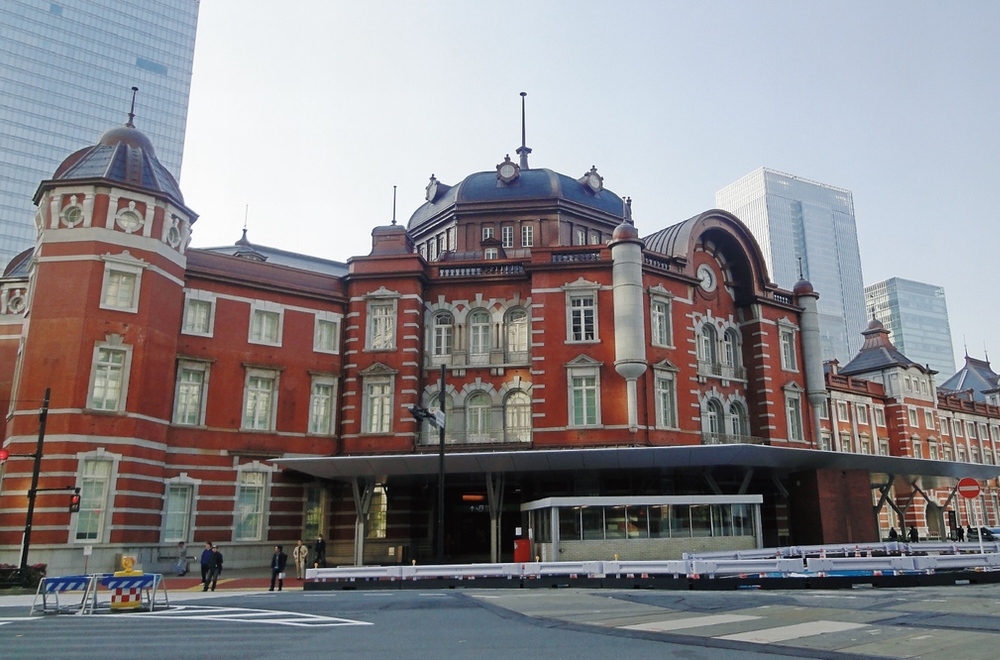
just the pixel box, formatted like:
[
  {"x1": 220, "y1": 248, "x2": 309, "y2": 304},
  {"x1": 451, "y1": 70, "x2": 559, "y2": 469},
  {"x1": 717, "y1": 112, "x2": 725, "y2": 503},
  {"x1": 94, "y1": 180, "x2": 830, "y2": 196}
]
[{"x1": 162, "y1": 567, "x2": 306, "y2": 592}]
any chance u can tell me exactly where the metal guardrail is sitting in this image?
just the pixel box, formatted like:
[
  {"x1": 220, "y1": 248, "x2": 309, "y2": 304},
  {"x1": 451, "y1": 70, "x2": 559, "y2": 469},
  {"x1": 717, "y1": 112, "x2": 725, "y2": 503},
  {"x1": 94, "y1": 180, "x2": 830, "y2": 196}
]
[{"x1": 305, "y1": 543, "x2": 1000, "y2": 584}]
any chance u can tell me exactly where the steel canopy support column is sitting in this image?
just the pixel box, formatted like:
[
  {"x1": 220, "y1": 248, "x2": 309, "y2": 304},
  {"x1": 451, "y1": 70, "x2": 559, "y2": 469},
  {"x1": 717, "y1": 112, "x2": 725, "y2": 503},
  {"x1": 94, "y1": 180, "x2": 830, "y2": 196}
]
[
  {"x1": 351, "y1": 477, "x2": 375, "y2": 566},
  {"x1": 485, "y1": 472, "x2": 505, "y2": 563}
]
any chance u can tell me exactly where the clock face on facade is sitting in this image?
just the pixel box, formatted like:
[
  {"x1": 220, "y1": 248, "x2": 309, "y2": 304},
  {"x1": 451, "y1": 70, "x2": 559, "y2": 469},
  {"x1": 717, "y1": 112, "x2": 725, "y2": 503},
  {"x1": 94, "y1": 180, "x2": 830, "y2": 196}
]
[{"x1": 697, "y1": 264, "x2": 717, "y2": 292}]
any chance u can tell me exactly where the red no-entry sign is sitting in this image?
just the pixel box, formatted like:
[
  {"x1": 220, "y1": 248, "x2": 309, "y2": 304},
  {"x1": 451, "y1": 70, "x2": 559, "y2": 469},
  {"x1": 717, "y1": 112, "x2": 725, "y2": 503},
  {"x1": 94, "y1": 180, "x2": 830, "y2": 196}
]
[{"x1": 957, "y1": 477, "x2": 981, "y2": 499}]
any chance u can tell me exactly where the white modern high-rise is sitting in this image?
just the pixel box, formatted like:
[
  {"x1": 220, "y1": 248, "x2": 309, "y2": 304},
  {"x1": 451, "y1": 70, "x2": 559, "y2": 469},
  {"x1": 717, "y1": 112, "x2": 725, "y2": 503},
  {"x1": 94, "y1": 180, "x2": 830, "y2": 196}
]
[
  {"x1": 0, "y1": 0, "x2": 199, "y2": 267},
  {"x1": 865, "y1": 277, "x2": 956, "y2": 378},
  {"x1": 716, "y1": 168, "x2": 867, "y2": 363}
]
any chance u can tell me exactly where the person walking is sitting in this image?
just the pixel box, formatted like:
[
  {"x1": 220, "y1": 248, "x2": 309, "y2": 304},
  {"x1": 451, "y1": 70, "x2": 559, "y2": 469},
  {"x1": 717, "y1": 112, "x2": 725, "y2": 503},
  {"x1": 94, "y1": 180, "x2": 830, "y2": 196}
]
[
  {"x1": 908, "y1": 526, "x2": 918, "y2": 543},
  {"x1": 292, "y1": 540, "x2": 308, "y2": 579},
  {"x1": 957, "y1": 526, "x2": 965, "y2": 542},
  {"x1": 199, "y1": 541, "x2": 213, "y2": 587},
  {"x1": 887, "y1": 527, "x2": 898, "y2": 541},
  {"x1": 204, "y1": 544, "x2": 223, "y2": 591},
  {"x1": 175, "y1": 541, "x2": 188, "y2": 576},
  {"x1": 269, "y1": 545, "x2": 288, "y2": 591},
  {"x1": 313, "y1": 534, "x2": 327, "y2": 568}
]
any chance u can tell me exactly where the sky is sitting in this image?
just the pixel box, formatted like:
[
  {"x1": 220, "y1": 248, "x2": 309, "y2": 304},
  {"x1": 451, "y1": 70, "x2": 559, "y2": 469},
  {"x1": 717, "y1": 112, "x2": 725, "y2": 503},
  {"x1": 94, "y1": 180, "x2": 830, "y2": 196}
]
[{"x1": 178, "y1": 0, "x2": 999, "y2": 375}]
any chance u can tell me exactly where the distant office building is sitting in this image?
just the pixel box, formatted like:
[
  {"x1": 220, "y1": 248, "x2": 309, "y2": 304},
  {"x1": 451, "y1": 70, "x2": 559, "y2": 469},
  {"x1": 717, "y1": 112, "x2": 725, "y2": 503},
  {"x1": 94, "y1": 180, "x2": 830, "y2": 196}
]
[
  {"x1": 865, "y1": 277, "x2": 956, "y2": 377},
  {"x1": 716, "y1": 168, "x2": 867, "y2": 362},
  {"x1": 0, "y1": 0, "x2": 199, "y2": 266}
]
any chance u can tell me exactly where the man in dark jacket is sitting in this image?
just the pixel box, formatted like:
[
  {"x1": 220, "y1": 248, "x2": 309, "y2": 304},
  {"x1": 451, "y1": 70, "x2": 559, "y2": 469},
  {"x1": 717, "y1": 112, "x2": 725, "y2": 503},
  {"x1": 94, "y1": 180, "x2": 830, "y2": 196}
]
[
  {"x1": 313, "y1": 535, "x2": 327, "y2": 568},
  {"x1": 269, "y1": 545, "x2": 288, "y2": 592},
  {"x1": 199, "y1": 541, "x2": 213, "y2": 588},
  {"x1": 204, "y1": 544, "x2": 223, "y2": 591}
]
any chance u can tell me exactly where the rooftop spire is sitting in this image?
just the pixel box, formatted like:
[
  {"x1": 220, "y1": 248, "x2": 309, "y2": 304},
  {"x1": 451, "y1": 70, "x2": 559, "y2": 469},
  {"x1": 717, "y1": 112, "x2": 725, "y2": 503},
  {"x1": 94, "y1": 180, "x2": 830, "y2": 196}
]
[
  {"x1": 391, "y1": 185, "x2": 397, "y2": 225},
  {"x1": 126, "y1": 86, "x2": 139, "y2": 128},
  {"x1": 516, "y1": 91, "x2": 532, "y2": 169}
]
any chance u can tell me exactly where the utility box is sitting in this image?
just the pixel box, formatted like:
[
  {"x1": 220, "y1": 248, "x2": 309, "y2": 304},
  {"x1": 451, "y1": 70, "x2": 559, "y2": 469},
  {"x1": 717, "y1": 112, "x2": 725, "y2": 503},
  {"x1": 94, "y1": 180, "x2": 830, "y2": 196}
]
[{"x1": 513, "y1": 539, "x2": 531, "y2": 563}]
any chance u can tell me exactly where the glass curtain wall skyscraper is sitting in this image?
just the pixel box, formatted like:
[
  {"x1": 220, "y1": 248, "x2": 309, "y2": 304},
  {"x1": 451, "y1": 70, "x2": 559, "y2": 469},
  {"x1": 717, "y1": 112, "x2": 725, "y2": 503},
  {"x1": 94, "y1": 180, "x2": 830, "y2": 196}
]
[
  {"x1": 0, "y1": 0, "x2": 199, "y2": 267},
  {"x1": 716, "y1": 168, "x2": 867, "y2": 363},
  {"x1": 865, "y1": 277, "x2": 956, "y2": 378}
]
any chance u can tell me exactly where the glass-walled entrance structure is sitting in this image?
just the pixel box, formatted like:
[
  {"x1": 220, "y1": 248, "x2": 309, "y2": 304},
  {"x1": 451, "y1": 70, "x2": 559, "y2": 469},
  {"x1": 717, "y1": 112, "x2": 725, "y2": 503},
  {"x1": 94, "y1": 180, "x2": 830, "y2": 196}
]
[{"x1": 522, "y1": 495, "x2": 763, "y2": 562}]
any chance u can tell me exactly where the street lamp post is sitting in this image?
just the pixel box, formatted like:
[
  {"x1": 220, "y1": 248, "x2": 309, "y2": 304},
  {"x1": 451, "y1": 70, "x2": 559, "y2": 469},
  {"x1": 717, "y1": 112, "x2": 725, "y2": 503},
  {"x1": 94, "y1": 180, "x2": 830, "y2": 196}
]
[{"x1": 409, "y1": 364, "x2": 447, "y2": 564}]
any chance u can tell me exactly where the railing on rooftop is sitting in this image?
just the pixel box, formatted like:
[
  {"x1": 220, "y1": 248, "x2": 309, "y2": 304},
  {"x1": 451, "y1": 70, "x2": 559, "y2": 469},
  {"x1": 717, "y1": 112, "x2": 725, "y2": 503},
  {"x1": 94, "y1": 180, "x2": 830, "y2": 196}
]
[
  {"x1": 701, "y1": 433, "x2": 769, "y2": 446},
  {"x1": 551, "y1": 250, "x2": 602, "y2": 263},
  {"x1": 438, "y1": 263, "x2": 526, "y2": 278}
]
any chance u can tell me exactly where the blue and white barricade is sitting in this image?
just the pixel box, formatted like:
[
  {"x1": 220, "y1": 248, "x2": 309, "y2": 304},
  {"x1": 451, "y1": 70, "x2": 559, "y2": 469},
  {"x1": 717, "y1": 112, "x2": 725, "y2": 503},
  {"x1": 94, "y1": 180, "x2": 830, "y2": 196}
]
[
  {"x1": 30, "y1": 573, "x2": 168, "y2": 615},
  {"x1": 31, "y1": 574, "x2": 98, "y2": 615}
]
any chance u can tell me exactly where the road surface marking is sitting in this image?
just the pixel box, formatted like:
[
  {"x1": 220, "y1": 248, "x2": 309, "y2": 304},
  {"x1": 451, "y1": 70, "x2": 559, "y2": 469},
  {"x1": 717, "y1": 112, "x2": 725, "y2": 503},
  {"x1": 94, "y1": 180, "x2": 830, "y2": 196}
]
[
  {"x1": 623, "y1": 614, "x2": 761, "y2": 632},
  {"x1": 717, "y1": 620, "x2": 867, "y2": 643}
]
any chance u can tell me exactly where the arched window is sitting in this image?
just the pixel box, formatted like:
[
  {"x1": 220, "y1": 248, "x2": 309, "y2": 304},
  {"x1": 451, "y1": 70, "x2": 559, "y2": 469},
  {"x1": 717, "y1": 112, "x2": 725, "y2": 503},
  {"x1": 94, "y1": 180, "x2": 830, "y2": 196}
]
[
  {"x1": 466, "y1": 392, "x2": 492, "y2": 442},
  {"x1": 425, "y1": 393, "x2": 454, "y2": 445},
  {"x1": 706, "y1": 399, "x2": 724, "y2": 438},
  {"x1": 723, "y1": 328, "x2": 741, "y2": 370},
  {"x1": 504, "y1": 391, "x2": 532, "y2": 443},
  {"x1": 433, "y1": 312, "x2": 453, "y2": 356},
  {"x1": 729, "y1": 401, "x2": 749, "y2": 438},
  {"x1": 699, "y1": 324, "x2": 718, "y2": 365},
  {"x1": 505, "y1": 308, "x2": 529, "y2": 360},
  {"x1": 469, "y1": 310, "x2": 491, "y2": 364}
]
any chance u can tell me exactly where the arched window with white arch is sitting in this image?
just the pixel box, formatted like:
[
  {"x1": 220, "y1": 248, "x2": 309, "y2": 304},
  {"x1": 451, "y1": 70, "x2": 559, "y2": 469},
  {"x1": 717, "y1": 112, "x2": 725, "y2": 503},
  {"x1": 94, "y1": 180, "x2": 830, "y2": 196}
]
[
  {"x1": 504, "y1": 391, "x2": 531, "y2": 443},
  {"x1": 505, "y1": 307, "x2": 529, "y2": 362},
  {"x1": 466, "y1": 392, "x2": 493, "y2": 442},
  {"x1": 728, "y1": 401, "x2": 750, "y2": 438},
  {"x1": 469, "y1": 310, "x2": 491, "y2": 365}
]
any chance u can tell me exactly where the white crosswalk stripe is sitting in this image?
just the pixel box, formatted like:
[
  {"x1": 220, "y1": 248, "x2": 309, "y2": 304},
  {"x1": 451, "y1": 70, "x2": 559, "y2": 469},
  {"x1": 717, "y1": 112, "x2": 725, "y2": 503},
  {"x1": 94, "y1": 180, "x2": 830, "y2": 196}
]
[
  {"x1": 623, "y1": 614, "x2": 762, "y2": 632},
  {"x1": 717, "y1": 620, "x2": 868, "y2": 643},
  {"x1": 119, "y1": 605, "x2": 372, "y2": 628}
]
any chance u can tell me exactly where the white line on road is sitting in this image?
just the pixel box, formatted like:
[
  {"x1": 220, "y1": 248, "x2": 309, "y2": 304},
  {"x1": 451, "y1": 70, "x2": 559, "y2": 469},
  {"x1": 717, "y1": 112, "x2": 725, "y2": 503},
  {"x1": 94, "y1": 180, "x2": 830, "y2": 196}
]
[
  {"x1": 622, "y1": 614, "x2": 761, "y2": 632},
  {"x1": 717, "y1": 620, "x2": 868, "y2": 643}
]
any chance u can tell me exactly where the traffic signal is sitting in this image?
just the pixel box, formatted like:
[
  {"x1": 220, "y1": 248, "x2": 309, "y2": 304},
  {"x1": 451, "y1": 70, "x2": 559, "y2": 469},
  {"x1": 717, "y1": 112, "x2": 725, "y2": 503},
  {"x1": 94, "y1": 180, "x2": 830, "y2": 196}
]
[{"x1": 69, "y1": 489, "x2": 81, "y2": 513}]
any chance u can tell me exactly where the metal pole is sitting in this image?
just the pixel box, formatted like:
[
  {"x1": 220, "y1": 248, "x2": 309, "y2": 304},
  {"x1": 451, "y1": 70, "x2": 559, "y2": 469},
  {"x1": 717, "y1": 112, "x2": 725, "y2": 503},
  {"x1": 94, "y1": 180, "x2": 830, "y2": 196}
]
[
  {"x1": 437, "y1": 363, "x2": 445, "y2": 563},
  {"x1": 20, "y1": 387, "x2": 50, "y2": 572}
]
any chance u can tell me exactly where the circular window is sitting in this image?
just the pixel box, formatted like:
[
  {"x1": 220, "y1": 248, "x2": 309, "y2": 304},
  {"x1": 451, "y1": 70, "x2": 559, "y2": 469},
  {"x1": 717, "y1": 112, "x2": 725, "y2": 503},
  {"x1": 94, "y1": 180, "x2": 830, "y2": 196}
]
[
  {"x1": 8, "y1": 295, "x2": 26, "y2": 314},
  {"x1": 116, "y1": 210, "x2": 143, "y2": 233},
  {"x1": 62, "y1": 205, "x2": 83, "y2": 227},
  {"x1": 166, "y1": 225, "x2": 181, "y2": 247}
]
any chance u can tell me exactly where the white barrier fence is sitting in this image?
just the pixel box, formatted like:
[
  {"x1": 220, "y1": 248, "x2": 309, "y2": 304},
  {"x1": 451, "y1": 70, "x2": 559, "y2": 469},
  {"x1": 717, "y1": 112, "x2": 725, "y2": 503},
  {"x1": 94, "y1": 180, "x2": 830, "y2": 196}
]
[{"x1": 305, "y1": 542, "x2": 1000, "y2": 583}]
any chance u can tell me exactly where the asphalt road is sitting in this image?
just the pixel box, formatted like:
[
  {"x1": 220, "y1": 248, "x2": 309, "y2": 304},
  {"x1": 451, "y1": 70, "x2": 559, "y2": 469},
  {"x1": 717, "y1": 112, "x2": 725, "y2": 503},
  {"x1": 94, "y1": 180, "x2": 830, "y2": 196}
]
[{"x1": 2, "y1": 584, "x2": 999, "y2": 659}]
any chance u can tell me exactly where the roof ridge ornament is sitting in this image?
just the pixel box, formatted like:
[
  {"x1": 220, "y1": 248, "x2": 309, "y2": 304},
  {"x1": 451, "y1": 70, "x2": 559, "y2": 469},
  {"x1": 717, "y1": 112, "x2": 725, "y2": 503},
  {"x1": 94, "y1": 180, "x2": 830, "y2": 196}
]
[
  {"x1": 126, "y1": 86, "x2": 139, "y2": 128},
  {"x1": 515, "y1": 92, "x2": 531, "y2": 170}
]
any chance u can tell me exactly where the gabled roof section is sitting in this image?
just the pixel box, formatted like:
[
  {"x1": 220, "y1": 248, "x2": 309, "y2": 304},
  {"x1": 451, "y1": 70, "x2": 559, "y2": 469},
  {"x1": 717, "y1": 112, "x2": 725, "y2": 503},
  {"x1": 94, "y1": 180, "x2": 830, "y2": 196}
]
[
  {"x1": 198, "y1": 231, "x2": 348, "y2": 277},
  {"x1": 938, "y1": 355, "x2": 999, "y2": 403},
  {"x1": 840, "y1": 318, "x2": 925, "y2": 377}
]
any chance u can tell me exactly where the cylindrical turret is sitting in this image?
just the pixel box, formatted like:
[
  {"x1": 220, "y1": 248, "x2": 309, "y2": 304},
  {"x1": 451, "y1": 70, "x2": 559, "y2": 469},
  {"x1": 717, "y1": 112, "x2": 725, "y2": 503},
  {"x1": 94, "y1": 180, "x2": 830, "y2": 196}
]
[
  {"x1": 795, "y1": 278, "x2": 825, "y2": 442},
  {"x1": 610, "y1": 220, "x2": 647, "y2": 432}
]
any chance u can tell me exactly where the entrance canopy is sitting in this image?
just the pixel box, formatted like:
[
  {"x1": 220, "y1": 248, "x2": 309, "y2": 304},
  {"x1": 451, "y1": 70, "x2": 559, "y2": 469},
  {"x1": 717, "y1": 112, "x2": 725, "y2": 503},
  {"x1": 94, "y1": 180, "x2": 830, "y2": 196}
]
[{"x1": 273, "y1": 444, "x2": 1000, "y2": 488}]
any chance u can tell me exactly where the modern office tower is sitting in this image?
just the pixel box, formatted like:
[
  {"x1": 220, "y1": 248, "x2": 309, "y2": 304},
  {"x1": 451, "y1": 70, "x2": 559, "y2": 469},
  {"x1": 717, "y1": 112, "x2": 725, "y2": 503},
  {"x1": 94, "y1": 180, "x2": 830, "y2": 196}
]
[
  {"x1": 0, "y1": 0, "x2": 199, "y2": 266},
  {"x1": 865, "y1": 277, "x2": 956, "y2": 378},
  {"x1": 716, "y1": 167, "x2": 867, "y2": 363}
]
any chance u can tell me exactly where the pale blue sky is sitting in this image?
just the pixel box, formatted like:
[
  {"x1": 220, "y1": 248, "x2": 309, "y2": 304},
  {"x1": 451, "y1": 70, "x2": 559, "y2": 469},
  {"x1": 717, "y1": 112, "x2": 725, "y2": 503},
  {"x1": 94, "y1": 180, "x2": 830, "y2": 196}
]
[{"x1": 180, "y1": 0, "x2": 999, "y2": 374}]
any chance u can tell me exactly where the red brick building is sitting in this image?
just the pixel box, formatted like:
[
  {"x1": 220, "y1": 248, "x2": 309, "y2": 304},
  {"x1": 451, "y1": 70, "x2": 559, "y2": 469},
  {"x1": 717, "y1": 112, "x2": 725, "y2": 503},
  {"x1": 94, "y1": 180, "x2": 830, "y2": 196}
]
[{"x1": 1, "y1": 120, "x2": 998, "y2": 573}]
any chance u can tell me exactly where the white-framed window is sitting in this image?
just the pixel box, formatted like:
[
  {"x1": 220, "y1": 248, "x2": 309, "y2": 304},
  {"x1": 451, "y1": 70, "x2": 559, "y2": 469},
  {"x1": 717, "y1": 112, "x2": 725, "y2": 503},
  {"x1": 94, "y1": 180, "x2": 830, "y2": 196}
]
[
  {"x1": 818, "y1": 400, "x2": 829, "y2": 420},
  {"x1": 729, "y1": 401, "x2": 750, "y2": 437},
  {"x1": 908, "y1": 407, "x2": 919, "y2": 427},
  {"x1": 786, "y1": 391, "x2": 804, "y2": 442},
  {"x1": 419, "y1": 243, "x2": 427, "y2": 260},
  {"x1": 879, "y1": 438, "x2": 890, "y2": 456},
  {"x1": 505, "y1": 307, "x2": 529, "y2": 359},
  {"x1": 969, "y1": 423, "x2": 979, "y2": 439},
  {"x1": 503, "y1": 391, "x2": 531, "y2": 442},
  {"x1": 698, "y1": 324, "x2": 718, "y2": 365},
  {"x1": 99, "y1": 254, "x2": 145, "y2": 314},
  {"x1": 875, "y1": 407, "x2": 886, "y2": 427},
  {"x1": 163, "y1": 479, "x2": 196, "y2": 542},
  {"x1": 501, "y1": 226, "x2": 514, "y2": 248},
  {"x1": 779, "y1": 325, "x2": 797, "y2": 371},
  {"x1": 87, "y1": 338, "x2": 132, "y2": 412},
  {"x1": 242, "y1": 368, "x2": 278, "y2": 431},
  {"x1": 722, "y1": 328, "x2": 742, "y2": 375},
  {"x1": 913, "y1": 439, "x2": 923, "y2": 459},
  {"x1": 74, "y1": 455, "x2": 115, "y2": 542},
  {"x1": 653, "y1": 362, "x2": 678, "y2": 429},
  {"x1": 234, "y1": 469, "x2": 268, "y2": 541},
  {"x1": 308, "y1": 375, "x2": 337, "y2": 435},
  {"x1": 182, "y1": 291, "x2": 215, "y2": 336},
  {"x1": 314, "y1": 312, "x2": 341, "y2": 354},
  {"x1": 173, "y1": 360, "x2": 209, "y2": 425},
  {"x1": 649, "y1": 291, "x2": 673, "y2": 348},
  {"x1": 940, "y1": 415, "x2": 951, "y2": 436},
  {"x1": 466, "y1": 392, "x2": 493, "y2": 441},
  {"x1": 576, "y1": 228, "x2": 586, "y2": 246},
  {"x1": 433, "y1": 311, "x2": 454, "y2": 356},
  {"x1": 924, "y1": 410, "x2": 935, "y2": 430},
  {"x1": 482, "y1": 226, "x2": 494, "y2": 240},
  {"x1": 837, "y1": 401, "x2": 849, "y2": 422},
  {"x1": 567, "y1": 358, "x2": 601, "y2": 427},
  {"x1": 589, "y1": 231, "x2": 601, "y2": 245},
  {"x1": 856, "y1": 404, "x2": 868, "y2": 425},
  {"x1": 469, "y1": 309, "x2": 491, "y2": 364},
  {"x1": 929, "y1": 442, "x2": 939, "y2": 461},
  {"x1": 564, "y1": 280, "x2": 600, "y2": 343},
  {"x1": 484, "y1": 247, "x2": 498, "y2": 260},
  {"x1": 366, "y1": 293, "x2": 399, "y2": 351},
  {"x1": 861, "y1": 435, "x2": 871, "y2": 454},
  {"x1": 249, "y1": 301, "x2": 283, "y2": 346},
  {"x1": 705, "y1": 399, "x2": 724, "y2": 436},
  {"x1": 521, "y1": 224, "x2": 534, "y2": 247},
  {"x1": 955, "y1": 420, "x2": 964, "y2": 437},
  {"x1": 363, "y1": 374, "x2": 393, "y2": 434},
  {"x1": 428, "y1": 239, "x2": 437, "y2": 261},
  {"x1": 820, "y1": 433, "x2": 832, "y2": 451}
]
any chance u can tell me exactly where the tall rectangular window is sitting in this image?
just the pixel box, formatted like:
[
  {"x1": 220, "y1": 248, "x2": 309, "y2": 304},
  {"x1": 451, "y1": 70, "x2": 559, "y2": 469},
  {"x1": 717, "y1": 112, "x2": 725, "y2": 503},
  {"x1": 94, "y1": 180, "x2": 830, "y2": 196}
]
[
  {"x1": 183, "y1": 298, "x2": 212, "y2": 335},
  {"x1": 89, "y1": 347, "x2": 127, "y2": 411},
  {"x1": 243, "y1": 372, "x2": 276, "y2": 430},
  {"x1": 655, "y1": 375, "x2": 676, "y2": 428},
  {"x1": 173, "y1": 364, "x2": 207, "y2": 425},
  {"x1": 364, "y1": 379, "x2": 392, "y2": 433},
  {"x1": 570, "y1": 373, "x2": 599, "y2": 427},
  {"x1": 576, "y1": 228, "x2": 586, "y2": 246},
  {"x1": 163, "y1": 483, "x2": 193, "y2": 542},
  {"x1": 102, "y1": 270, "x2": 138, "y2": 311},
  {"x1": 314, "y1": 316, "x2": 340, "y2": 354},
  {"x1": 786, "y1": 395, "x2": 804, "y2": 442},
  {"x1": 650, "y1": 299, "x2": 671, "y2": 347},
  {"x1": 368, "y1": 302, "x2": 396, "y2": 350},
  {"x1": 75, "y1": 459, "x2": 112, "y2": 541},
  {"x1": 234, "y1": 471, "x2": 266, "y2": 541},
  {"x1": 501, "y1": 226, "x2": 514, "y2": 248},
  {"x1": 250, "y1": 309, "x2": 281, "y2": 345},
  {"x1": 569, "y1": 295, "x2": 596, "y2": 341},
  {"x1": 309, "y1": 378, "x2": 336, "y2": 435},
  {"x1": 779, "y1": 329, "x2": 797, "y2": 371},
  {"x1": 482, "y1": 226, "x2": 494, "y2": 240},
  {"x1": 521, "y1": 224, "x2": 534, "y2": 247}
]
